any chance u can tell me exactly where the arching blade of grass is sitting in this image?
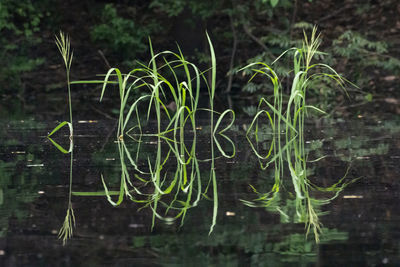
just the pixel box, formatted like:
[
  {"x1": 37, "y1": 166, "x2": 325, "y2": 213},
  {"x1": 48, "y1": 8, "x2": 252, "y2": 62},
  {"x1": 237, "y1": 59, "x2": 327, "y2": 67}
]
[
  {"x1": 48, "y1": 137, "x2": 72, "y2": 154},
  {"x1": 213, "y1": 109, "x2": 236, "y2": 158},
  {"x1": 47, "y1": 121, "x2": 73, "y2": 153},
  {"x1": 245, "y1": 109, "x2": 275, "y2": 161},
  {"x1": 48, "y1": 121, "x2": 73, "y2": 137},
  {"x1": 205, "y1": 31, "x2": 218, "y2": 235}
]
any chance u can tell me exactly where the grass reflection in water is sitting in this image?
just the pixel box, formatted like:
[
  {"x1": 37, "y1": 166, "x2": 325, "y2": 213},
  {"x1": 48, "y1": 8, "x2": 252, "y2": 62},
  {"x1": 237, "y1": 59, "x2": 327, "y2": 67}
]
[{"x1": 49, "y1": 27, "x2": 358, "y2": 245}]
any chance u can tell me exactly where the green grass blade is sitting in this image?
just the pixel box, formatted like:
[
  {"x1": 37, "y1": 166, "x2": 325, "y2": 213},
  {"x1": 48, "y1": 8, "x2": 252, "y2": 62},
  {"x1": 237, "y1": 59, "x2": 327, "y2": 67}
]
[
  {"x1": 47, "y1": 137, "x2": 71, "y2": 154},
  {"x1": 48, "y1": 121, "x2": 72, "y2": 137}
]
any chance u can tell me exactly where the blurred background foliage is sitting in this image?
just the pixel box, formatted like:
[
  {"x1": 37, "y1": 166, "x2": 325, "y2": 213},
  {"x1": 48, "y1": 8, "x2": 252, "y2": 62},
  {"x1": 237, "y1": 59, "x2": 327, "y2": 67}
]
[
  {"x1": 1, "y1": 0, "x2": 399, "y2": 107},
  {"x1": 0, "y1": 0, "x2": 47, "y2": 94}
]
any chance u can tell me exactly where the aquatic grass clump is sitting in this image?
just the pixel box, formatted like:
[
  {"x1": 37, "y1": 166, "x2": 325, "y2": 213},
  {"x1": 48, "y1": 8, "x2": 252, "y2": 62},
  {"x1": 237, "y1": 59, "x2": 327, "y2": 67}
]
[
  {"x1": 70, "y1": 32, "x2": 236, "y2": 234},
  {"x1": 241, "y1": 26, "x2": 354, "y2": 242},
  {"x1": 90, "y1": 42, "x2": 205, "y2": 222}
]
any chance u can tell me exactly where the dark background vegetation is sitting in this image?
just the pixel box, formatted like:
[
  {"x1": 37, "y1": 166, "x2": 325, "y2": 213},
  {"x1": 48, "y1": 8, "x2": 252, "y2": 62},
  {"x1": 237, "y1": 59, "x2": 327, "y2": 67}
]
[{"x1": 1, "y1": 0, "x2": 399, "y2": 114}]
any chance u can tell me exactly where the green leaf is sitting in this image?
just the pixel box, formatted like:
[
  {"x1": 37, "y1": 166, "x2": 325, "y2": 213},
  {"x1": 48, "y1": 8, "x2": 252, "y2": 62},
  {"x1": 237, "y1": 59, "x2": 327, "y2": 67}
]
[
  {"x1": 48, "y1": 121, "x2": 72, "y2": 137},
  {"x1": 270, "y1": 0, "x2": 279, "y2": 7},
  {"x1": 47, "y1": 137, "x2": 71, "y2": 154},
  {"x1": 365, "y1": 93, "x2": 373, "y2": 102}
]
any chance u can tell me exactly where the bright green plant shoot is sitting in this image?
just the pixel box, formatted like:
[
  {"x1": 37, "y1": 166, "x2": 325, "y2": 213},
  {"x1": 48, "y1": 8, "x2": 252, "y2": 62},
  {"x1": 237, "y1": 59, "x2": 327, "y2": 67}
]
[
  {"x1": 49, "y1": 31, "x2": 74, "y2": 139},
  {"x1": 49, "y1": 31, "x2": 75, "y2": 245}
]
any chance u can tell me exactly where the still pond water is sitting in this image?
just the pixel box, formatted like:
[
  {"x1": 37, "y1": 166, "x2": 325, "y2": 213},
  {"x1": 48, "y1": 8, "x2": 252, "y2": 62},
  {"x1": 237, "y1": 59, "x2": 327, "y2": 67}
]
[{"x1": 0, "y1": 97, "x2": 399, "y2": 266}]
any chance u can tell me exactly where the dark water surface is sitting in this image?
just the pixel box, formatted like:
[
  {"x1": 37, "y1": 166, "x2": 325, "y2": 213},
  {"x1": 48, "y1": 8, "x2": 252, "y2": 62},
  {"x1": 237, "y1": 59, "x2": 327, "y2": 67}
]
[{"x1": 0, "y1": 98, "x2": 399, "y2": 267}]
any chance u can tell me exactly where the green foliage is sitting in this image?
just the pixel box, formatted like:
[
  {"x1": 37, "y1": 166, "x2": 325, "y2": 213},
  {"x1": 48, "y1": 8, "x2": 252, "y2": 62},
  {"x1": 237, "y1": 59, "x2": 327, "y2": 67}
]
[
  {"x1": 0, "y1": 0, "x2": 45, "y2": 92},
  {"x1": 285, "y1": 30, "x2": 400, "y2": 104},
  {"x1": 270, "y1": 0, "x2": 279, "y2": 7},
  {"x1": 149, "y1": 0, "x2": 186, "y2": 17},
  {"x1": 0, "y1": 0, "x2": 397, "y2": 104},
  {"x1": 91, "y1": 4, "x2": 159, "y2": 64},
  {"x1": 324, "y1": 30, "x2": 400, "y2": 93},
  {"x1": 0, "y1": 0, "x2": 43, "y2": 36},
  {"x1": 149, "y1": 0, "x2": 219, "y2": 19},
  {"x1": 333, "y1": 31, "x2": 388, "y2": 56},
  {"x1": 238, "y1": 22, "x2": 314, "y2": 96},
  {"x1": 0, "y1": 57, "x2": 44, "y2": 91},
  {"x1": 230, "y1": 0, "x2": 397, "y2": 103},
  {"x1": 241, "y1": 24, "x2": 399, "y2": 108}
]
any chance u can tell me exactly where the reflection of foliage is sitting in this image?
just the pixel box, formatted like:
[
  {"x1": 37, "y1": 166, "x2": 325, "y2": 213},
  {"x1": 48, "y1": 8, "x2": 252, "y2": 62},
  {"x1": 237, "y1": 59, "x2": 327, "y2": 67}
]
[
  {"x1": 0, "y1": 159, "x2": 40, "y2": 238},
  {"x1": 0, "y1": 118, "x2": 46, "y2": 236},
  {"x1": 329, "y1": 118, "x2": 400, "y2": 162},
  {"x1": 335, "y1": 137, "x2": 389, "y2": 161},
  {"x1": 130, "y1": 222, "x2": 348, "y2": 266},
  {"x1": 380, "y1": 120, "x2": 400, "y2": 135}
]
